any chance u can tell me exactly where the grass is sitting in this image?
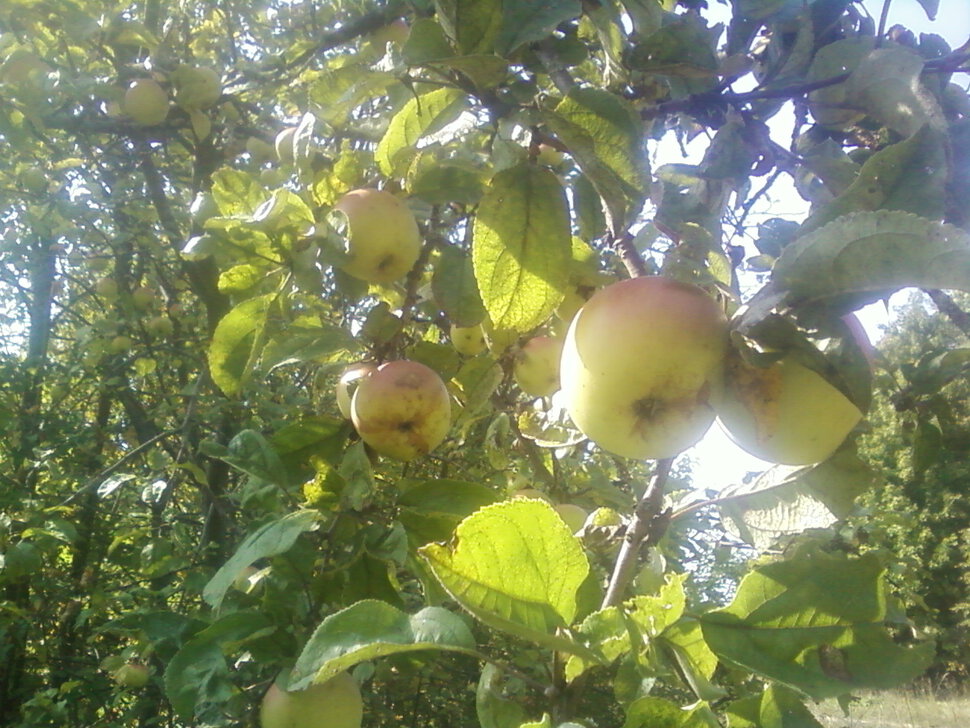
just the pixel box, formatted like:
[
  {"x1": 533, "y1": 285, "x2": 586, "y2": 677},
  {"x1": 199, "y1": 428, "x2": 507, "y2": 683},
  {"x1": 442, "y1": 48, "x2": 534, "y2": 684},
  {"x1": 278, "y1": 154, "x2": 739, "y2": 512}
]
[{"x1": 812, "y1": 685, "x2": 970, "y2": 727}]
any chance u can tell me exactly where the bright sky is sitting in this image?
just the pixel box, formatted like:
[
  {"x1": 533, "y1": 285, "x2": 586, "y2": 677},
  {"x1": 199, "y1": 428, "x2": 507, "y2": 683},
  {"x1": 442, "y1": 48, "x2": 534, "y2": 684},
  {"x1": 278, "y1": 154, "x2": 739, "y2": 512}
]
[{"x1": 685, "y1": 0, "x2": 970, "y2": 490}]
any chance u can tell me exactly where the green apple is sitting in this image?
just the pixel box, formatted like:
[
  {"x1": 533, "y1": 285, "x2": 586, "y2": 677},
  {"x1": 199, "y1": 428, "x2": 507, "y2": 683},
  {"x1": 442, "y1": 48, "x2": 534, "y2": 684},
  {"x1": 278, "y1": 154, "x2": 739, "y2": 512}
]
[
  {"x1": 20, "y1": 167, "x2": 49, "y2": 194},
  {"x1": 715, "y1": 353, "x2": 863, "y2": 465},
  {"x1": 351, "y1": 360, "x2": 451, "y2": 461},
  {"x1": 124, "y1": 79, "x2": 169, "y2": 126},
  {"x1": 113, "y1": 662, "x2": 150, "y2": 689},
  {"x1": 131, "y1": 285, "x2": 155, "y2": 310},
  {"x1": 335, "y1": 362, "x2": 377, "y2": 420},
  {"x1": 372, "y1": 18, "x2": 410, "y2": 46},
  {"x1": 450, "y1": 324, "x2": 486, "y2": 357},
  {"x1": 109, "y1": 335, "x2": 133, "y2": 354},
  {"x1": 246, "y1": 136, "x2": 276, "y2": 165},
  {"x1": 513, "y1": 336, "x2": 563, "y2": 398},
  {"x1": 555, "y1": 503, "x2": 588, "y2": 533},
  {"x1": 145, "y1": 315, "x2": 174, "y2": 338},
  {"x1": 536, "y1": 143, "x2": 565, "y2": 168},
  {"x1": 560, "y1": 276, "x2": 727, "y2": 460},
  {"x1": 174, "y1": 66, "x2": 221, "y2": 109},
  {"x1": 261, "y1": 672, "x2": 362, "y2": 728},
  {"x1": 96, "y1": 277, "x2": 119, "y2": 299},
  {"x1": 333, "y1": 189, "x2": 422, "y2": 284}
]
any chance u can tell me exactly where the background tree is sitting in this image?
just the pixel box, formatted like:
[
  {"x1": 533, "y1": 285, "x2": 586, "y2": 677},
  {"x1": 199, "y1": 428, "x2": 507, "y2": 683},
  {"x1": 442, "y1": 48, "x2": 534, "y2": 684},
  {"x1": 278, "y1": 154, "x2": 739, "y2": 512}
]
[{"x1": 0, "y1": 0, "x2": 968, "y2": 727}]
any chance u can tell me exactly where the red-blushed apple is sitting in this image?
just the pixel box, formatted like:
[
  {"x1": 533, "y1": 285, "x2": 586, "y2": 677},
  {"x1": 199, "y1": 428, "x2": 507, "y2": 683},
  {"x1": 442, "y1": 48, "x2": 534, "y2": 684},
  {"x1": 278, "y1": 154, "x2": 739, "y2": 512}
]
[
  {"x1": 555, "y1": 503, "x2": 588, "y2": 533},
  {"x1": 124, "y1": 79, "x2": 169, "y2": 126},
  {"x1": 335, "y1": 362, "x2": 377, "y2": 420},
  {"x1": 332, "y1": 189, "x2": 422, "y2": 284},
  {"x1": 350, "y1": 360, "x2": 451, "y2": 461},
  {"x1": 513, "y1": 336, "x2": 564, "y2": 397},
  {"x1": 560, "y1": 276, "x2": 728, "y2": 460},
  {"x1": 450, "y1": 324, "x2": 486, "y2": 357},
  {"x1": 260, "y1": 672, "x2": 362, "y2": 728},
  {"x1": 715, "y1": 350, "x2": 865, "y2": 466},
  {"x1": 113, "y1": 662, "x2": 150, "y2": 689}
]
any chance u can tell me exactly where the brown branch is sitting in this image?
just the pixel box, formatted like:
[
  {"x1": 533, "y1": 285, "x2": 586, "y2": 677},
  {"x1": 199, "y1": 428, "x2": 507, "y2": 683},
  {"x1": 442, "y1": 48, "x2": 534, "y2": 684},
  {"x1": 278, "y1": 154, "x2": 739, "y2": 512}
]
[
  {"x1": 612, "y1": 232, "x2": 650, "y2": 278},
  {"x1": 924, "y1": 289, "x2": 970, "y2": 338},
  {"x1": 601, "y1": 458, "x2": 674, "y2": 609}
]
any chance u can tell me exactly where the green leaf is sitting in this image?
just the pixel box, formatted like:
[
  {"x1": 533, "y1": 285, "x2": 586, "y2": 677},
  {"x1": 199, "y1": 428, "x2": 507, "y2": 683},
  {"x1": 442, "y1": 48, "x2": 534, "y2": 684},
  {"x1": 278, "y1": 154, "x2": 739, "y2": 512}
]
[
  {"x1": 164, "y1": 639, "x2": 231, "y2": 721},
  {"x1": 760, "y1": 684, "x2": 824, "y2": 728},
  {"x1": 208, "y1": 294, "x2": 274, "y2": 396},
  {"x1": 211, "y1": 429, "x2": 288, "y2": 484},
  {"x1": 660, "y1": 618, "x2": 726, "y2": 702},
  {"x1": 287, "y1": 600, "x2": 477, "y2": 690},
  {"x1": 543, "y1": 88, "x2": 649, "y2": 232},
  {"x1": 802, "y1": 127, "x2": 947, "y2": 233},
  {"x1": 210, "y1": 168, "x2": 266, "y2": 216},
  {"x1": 624, "y1": 18, "x2": 719, "y2": 79},
  {"x1": 473, "y1": 164, "x2": 571, "y2": 334},
  {"x1": 700, "y1": 549, "x2": 934, "y2": 699},
  {"x1": 433, "y1": 245, "x2": 487, "y2": 327},
  {"x1": 773, "y1": 211, "x2": 970, "y2": 311},
  {"x1": 477, "y1": 663, "x2": 526, "y2": 728},
  {"x1": 408, "y1": 158, "x2": 485, "y2": 205},
  {"x1": 845, "y1": 46, "x2": 943, "y2": 137},
  {"x1": 435, "y1": 0, "x2": 503, "y2": 55},
  {"x1": 807, "y1": 38, "x2": 873, "y2": 129},
  {"x1": 915, "y1": 0, "x2": 939, "y2": 20},
  {"x1": 203, "y1": 510, "x2": 320, "y2": 611},
  {"x1": 622, "y1": 696, "x2": 693, "y2": 728},
  {"x1": 912, "y1": 417, "x2": 943, "y2": 477},
  {"x1": 376, "y1": 88, "x2": 469, "y2": 177},
  {"x1": 397, "y1": 479, "x2": 499, "y2": 546},
  {"x1": 735, "y1": 0, "x2": 799, "y2": 20},
  {"x1": 419, "y1": 500, "x2": 600, "y2": 660},
  {"x1": 495, "y1": 0, "x2": 581, "y2": 55}
]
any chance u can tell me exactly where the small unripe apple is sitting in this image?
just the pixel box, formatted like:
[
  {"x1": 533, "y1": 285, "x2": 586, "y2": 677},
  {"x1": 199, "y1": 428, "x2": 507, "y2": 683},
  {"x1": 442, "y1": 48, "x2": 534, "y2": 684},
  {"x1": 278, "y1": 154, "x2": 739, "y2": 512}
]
[
  {"x1": 174, "y1": 66, "x2": 221, "y2": 109},
  {"x1": 333, "y1": 189, "x2": 422, "y2": 284},
  {"x1": 146, "y1": 315, "x2": 174, "y2": 338},
  {"x1": 275, "y1": 127, "x2": 297, "y2": 163},
  {"x1": 96, "y1": 277, "x2": 119, "y2": 299},
  {"x1": 536, "y1": 143, "x2": 565, "y2": 168},
  {"x1": 109, "y1": 335, "x2": 133, "y2": 354},
  {"x1": 351, "y1": 360, "x2": 451, "y2": 461},
  {"x1": 513, "y1": 336, "x2": 563, "y2": 398},
  {"x1": 124, "y1": 79, "x2": 169, "y2": 126},
  {"x1": 555, "y1": 503, "x2": 588, "y2": 533},
  {"x1": 261, "y1": 672, "x2": 362, "y2": 728},
  {"x1": 715, "y1": 354, "x2": 863, "y2": 465},
  {"x1": 372, "y1": 18, "x2": 410, "y2": 46},
  {"x1": 335, "y1": 363, "x2": 377, "y2": 419},
  {"x1": 560, "y1": 276, "x2": 727, "y2": 460},
  {"x1": 131, "y1": 285, "x2": 155, "y2": 310},
  {"x1": 20, "y1": 167, "x2": 49, "y2": 194},
  {"x1": 450, "y1": 324, "x2": 486, "y2": 357},
  {"x1": 232, "y1": 565, "x2": 259, "y2": 592},
  {"x1": 113, "y1": 663, "x2": 150, "y2": 689}
]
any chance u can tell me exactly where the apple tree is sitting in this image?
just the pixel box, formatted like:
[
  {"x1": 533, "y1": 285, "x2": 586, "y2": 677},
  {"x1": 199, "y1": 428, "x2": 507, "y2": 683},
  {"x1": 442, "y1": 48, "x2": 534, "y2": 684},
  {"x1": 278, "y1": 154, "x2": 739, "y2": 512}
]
[{"x1": 0, "y1": 0, "x2": 968, "y2": 726}]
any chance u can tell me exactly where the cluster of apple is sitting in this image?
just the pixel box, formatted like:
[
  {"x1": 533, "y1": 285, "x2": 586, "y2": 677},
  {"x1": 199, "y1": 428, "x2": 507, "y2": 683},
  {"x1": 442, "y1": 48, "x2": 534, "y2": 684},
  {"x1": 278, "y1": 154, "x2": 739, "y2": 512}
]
[{"x1": 119, "y1": 65, "x2": 222, "y2": 126}]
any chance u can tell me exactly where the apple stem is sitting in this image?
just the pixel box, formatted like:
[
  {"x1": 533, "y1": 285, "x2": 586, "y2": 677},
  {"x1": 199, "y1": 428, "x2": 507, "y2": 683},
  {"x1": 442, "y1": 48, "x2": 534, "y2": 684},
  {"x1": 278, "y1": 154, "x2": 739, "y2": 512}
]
[
  {"x1": 600, "y1": 457, "x2": 674, "y2": 609},
  {"x1": 611, "y1": 231, "x2": 650, "y2": 279}
]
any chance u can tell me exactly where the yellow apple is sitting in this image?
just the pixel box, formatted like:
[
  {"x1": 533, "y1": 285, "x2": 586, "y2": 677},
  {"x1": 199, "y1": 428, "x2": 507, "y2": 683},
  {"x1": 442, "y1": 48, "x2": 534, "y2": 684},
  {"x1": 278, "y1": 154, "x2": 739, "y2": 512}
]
[
  {"x1": 333, "y1": 189, "x2": 422, "y2": 284},
  {"x1": 560, "y1": 276, "x2": 727, "y2": 460},
  {"x1": 113, "y1": 663, "x2": 150, "y2": 688},
  {"x1": 513, "y1": 336, "x2": 563, "y2": 397},
  {"x1": 124, "y1": 79, "x2": 169, "y2": 126},
  {"x1": 715, "y1": 353, "x2": 863, "y2": 465},
  {"x1": 351, "y1": 360, "x2": 451, "y2": 461},
  {"x1": 555, "y1": 503, "x2": 588, "y2": 533},
  {"x1": 335, "y1": 363, "x2": 377, "y2": 419},
  {"x1": 450, "y1": 324, "x2": 486, "y2": 357},
  {"x1": 174, "y1": 66, "x2": 221, "y2": 109},
  {"x1": 260, "y1": 672, "x2": 362, "y2": 728}
]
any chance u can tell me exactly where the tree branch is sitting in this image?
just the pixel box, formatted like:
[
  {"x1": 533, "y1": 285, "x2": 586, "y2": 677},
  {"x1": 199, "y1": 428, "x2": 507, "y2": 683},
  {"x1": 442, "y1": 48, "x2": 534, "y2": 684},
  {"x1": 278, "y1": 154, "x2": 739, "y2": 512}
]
[{"x1": 924, "y1": 289, "x2": 970, "y2": 338}]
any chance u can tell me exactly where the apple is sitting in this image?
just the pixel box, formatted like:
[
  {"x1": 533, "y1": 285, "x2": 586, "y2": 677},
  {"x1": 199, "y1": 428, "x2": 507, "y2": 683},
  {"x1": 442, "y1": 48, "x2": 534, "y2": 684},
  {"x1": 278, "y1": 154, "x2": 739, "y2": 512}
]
[
  {"x1": 113, "y1": 662, "x2": 150, "y2": 689},
  {"x1": 335, "y1": 363, "x2": 377, "y2": 419},
  {"x1": 275, "y1": 127, "x2": 297, "y2": 163},
  {"x1": 372, "y1": 18, "x2": 410, "y2": 46},
  {"x1": 96, "y1": 277, "x2": 119, "y2": 299},
  {"x1": 715, "y1": 352, "x2": 864, "y2": 466},
  {"x1": 332, "y1": 189, "x2": 422, "y2": 284},
  {"x1": 232, "y1": 565, "x2": 259, "y2": 592},
  {"x1": 513, "y1": 336, "x2": 563, "y2": 398},
  {"x1": 174, "y1": 66, "x2": 221, "y2": 109},
  {"x1": 350, "y1": 360, "x2": 451, "y2": 461},
  {"x1": 536, "y1": 143, "x2": 565, "y2": 168},
  {"x1": 261, "y1": 672, "x2": 362, "y2": 728},
  {"x1": 20, "y1": 167, "x2": 49, "y2": 194},
  {"x1": 124, "y1": 79, "x2": 169, "y2": 126},
  {"x1": 555, "y1": 503, "x2": 588, "y2": 533},
  {"x1": 560, "y1": 276, "x2": 727, "y2": 460},
  {"x1": 0, "y1": 50, "x2": 51, "y2": 86},
  {"x1": 109, "y1": 335, "x2": 133, "y2": 354},
  {"x1": 131, "y1": 285, "x2": 155, "y2": 310},
  {"x1": 450, "y1": 324, "x2": 486, "y2": 357},
  {"x1": 146, "y1": 315, "x2": 174, "y2": 338}
]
